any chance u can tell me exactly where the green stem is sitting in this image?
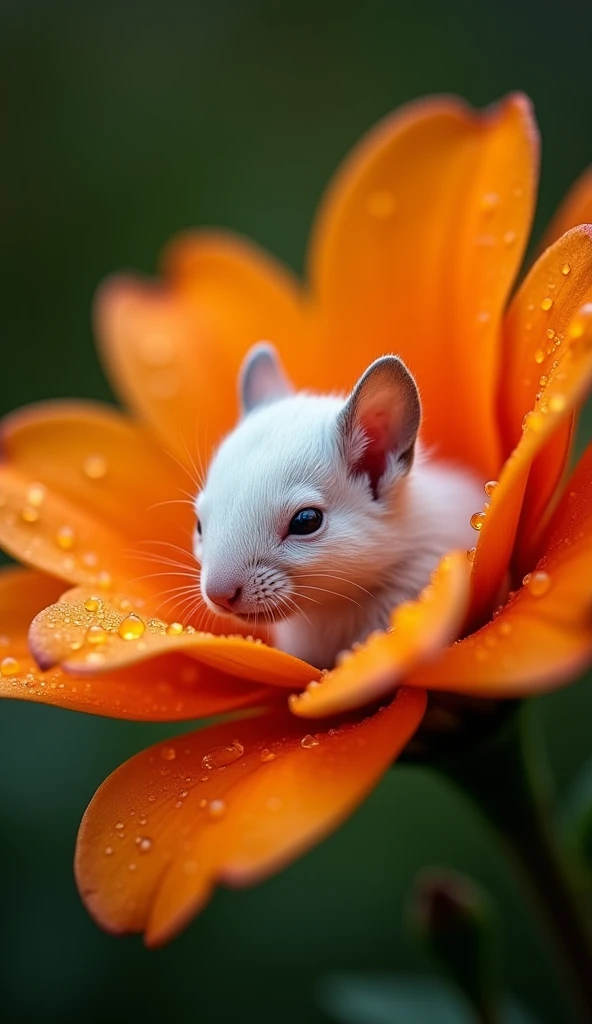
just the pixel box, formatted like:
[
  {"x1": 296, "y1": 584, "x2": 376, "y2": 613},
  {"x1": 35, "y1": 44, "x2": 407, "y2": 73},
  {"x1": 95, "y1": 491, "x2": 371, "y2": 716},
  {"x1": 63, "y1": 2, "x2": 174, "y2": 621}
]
[{"x1": 434, "y1": 703, "x2": 592, "y2": 1024}]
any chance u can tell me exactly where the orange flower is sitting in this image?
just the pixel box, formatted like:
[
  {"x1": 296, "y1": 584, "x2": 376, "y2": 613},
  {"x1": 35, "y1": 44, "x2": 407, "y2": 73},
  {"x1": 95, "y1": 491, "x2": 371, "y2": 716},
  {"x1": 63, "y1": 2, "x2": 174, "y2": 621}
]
[{"x1": 1, "y1": 93, "x2": 592, "y2": 946}]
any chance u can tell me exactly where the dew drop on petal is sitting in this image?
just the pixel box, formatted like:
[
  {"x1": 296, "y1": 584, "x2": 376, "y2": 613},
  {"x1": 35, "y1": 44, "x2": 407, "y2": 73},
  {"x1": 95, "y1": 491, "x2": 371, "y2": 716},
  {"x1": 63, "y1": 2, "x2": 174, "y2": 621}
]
[
  {"x1": 534, "y1": 348, "x2": 546, "y2": 364},
  {"x1": 137, "y1": 837, "x2": 153, "y2": 853},
  {"x1": 260, "y1": 749, "x2": 276, "y2": 762},
  {"x1": 96, "y1": 570, "x2": 113, "y2": 590},
  {"x1": 104, "y1": 846, "x2": 114, "y2": 856},
  {"x1": 503, "y1": 230, "x2": 517, "y2": 245},
  {"x1": 118, "y1": 614, "x2": 146, "y2": 641},
  {"x1": 201, "y1": 741, "x2": 244, "y2": 770},
  {"x1": 84, "y1": 597, "x2": 102, "y2": 613},
  {"x1": 83, "y1": 454, "x2": 108, "y2": 479},
  {"x1": 27, "y1": 482, "x2": 47, "y2": 507},
  {"x1": 0, "y1": 656, "x2": 20, "y2": 677},
  {"x1": 546, "y1": 328, "x2": 555, "y2": 341},
  {"x1": 207, "y1": 799, "x2": 227, "y2": 820},
  {"x1": 561, "y1": 262, "x2": 571, "y2": 276},
  {"x1": 484, "y1": 480, "x2": 498, "y2": 498},
  {"x1": 480, "y1": 192, "x2": 500, "y2": 213},
  {"x1": 470, "y1": 512, "x2": 486, "y2": 532},
  {"x1": 160, "y1": 746, "x2": 176, "y2": 761},
  {"x1": 56, "y1": 525, "x2": 76, "y2": 550},
  {"x1": 300, "y1": 734, "x2": 319, "y2": 749},
  {"x1": 548, "y1": 393, "x2": 567, "y2": 413},
  {"x1": 21, "y1": 505, "x2": 40, "y2": 523},
  {"x1": 466, "y1": 547, "x2": 477, "y2": 563},
  {"x1": 86, "y1": 624, "x2": 109, "y2": 645},
  {"x1": 166, "y1": 621, "x2": 184, "y2": 636},
  {"x1": 526, "y1": 570, "x2": 551, "y2": 597},
  {"x1": 541, "y1": 297, "x2": 553, "y2": 311}
]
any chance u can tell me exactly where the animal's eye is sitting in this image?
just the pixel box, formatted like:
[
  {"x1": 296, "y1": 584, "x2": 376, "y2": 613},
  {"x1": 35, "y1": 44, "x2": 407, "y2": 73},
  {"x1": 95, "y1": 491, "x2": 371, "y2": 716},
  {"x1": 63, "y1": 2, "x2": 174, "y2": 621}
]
[
  {"x1": 196, "y1": 518, "x2": 202, "y2": 537},
  {"x1": 288, "y1": 508, "x2": 323, "y2": 536}
]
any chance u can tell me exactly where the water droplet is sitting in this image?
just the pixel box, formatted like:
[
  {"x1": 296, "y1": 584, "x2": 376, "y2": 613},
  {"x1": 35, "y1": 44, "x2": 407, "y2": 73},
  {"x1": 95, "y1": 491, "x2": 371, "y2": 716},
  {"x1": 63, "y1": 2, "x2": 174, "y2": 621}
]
[
  {"x1": 166, "y1": 621, "x2": 184, "y2": 636},
  {"x1": 96, "y1": 570, "x2": 113, "y2": 589},
  {"x1": 561, "y1": 262, "x2": 571, "y2": 276},
  {"x1": 484, "y1": 480, "x2": 498, "y2": 498},
  {"x1": 104, "y1": 846, "x2": 114, "y2": 856},
  {"x1": 21, "y1": 505, "x2": 39, "y2": 523},
  {"x1": 466, "y1": 547, "x2": 477, "y2": 563},
  {"x1": 300, "y1": 734, "x2": 319, "y2": 749},
  {"x1": 56, "y1": 525, "x2": 76, "y2": 550},
  {"x1": 260, "y1": 749, "x2": 276, "y2": 762},
  {"x1": 541, "y1": 297, "x2": 553, "y2": 311},
  {"x1": 86, "y1": 624, "x2": 109, "y2": 645},
  {"x1": 546, "y1": 328, "x2": 555, "y2": 341},
  {"x1": 118, "y1": 613, "x2": 146, "y2": 641},
  {"x1": 201, "y1": 740, "x2": 244, "y2": 770},
  {"x1": 161, "y1": 746, "x2": 176, "y2": 761},
  {"x1": 470, "y1": 511, "x2": 486, "y2": 531},
  {"x1": 503, "y1": 230, "x2": 517, "y2": 245},
  {"x1": 366, "y1": 190, "x2": 396, "y2": 218},
  {"x1": 0, "y1": 656, "x2": 20, "y2": 677},
  {"x1": 548, "y1": 393, "x2": 567, "y2": 413},
  {"x1": 498, "y1": 621, "x2": 512, "y2": 637},
  {"x1": 525, "y1": 570, "x2": 551, "y2": 597},
  {"x1": 26, "y1": 482, "x2": 47, "y2": 507},
  {"x1": 128, "y1": 862, "x2": 137, "y2": 872},
  {"x1": 115, "y1": 821, "x2": 125, "y2": 830},
  {"x1": 83, "y1": 454, "x2": 108, "y2": 479},
  {"x1": 137, "y1": 837, "x2": 152, "y2": 853},
  {"x1": 84, "y1": 597, "x2": 102, "y2": 613},
  {"x1": 480, "y1": 192, "x2": 499, "y2": 213},
  {"x1": 208, "y1": 799, "x2": 227, "y2": 819},
  {"x1": 534, "y1": 348, "x2": 545, "y2": 364}
]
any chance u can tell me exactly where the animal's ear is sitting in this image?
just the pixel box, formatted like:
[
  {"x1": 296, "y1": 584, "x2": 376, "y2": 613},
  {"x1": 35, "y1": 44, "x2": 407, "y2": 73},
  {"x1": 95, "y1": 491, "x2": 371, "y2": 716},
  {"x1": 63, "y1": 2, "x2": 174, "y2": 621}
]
[
  {"x1": 338, "y1": 356, "x2": 421, "y2": 497},
  {"x1": 239, "y1": 343, "x2": 295, "y2": 415}
]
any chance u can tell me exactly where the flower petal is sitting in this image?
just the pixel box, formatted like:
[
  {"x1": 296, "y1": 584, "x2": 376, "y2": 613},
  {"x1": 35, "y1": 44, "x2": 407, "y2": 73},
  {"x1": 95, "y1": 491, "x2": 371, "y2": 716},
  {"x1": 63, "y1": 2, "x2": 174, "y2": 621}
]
[
  {"x1": 0, "y1": 569, "x2": 270, "y2": 721},
  {"x1": 470, "y1": 294, "x2": 592, "y2": 626},
  {"x1": 29, "y1": 589, "x2": 319, "y2": 689},
  {"x1": 405, "y1": 445, "x2": 592, "y2": 696},
  {"x1": 309, "y1": 93, "x2": 538, "y2": 478},
  {"x1": 74, "y1": 687, "x2": 426, "y2": 945},
  {"x1": 0, "y1": 400, "x2": 202, "y2": 618},
  {"x1": 540, "y1": 167, "x2": 592, "y2": 251},
  {"x1": 289, "y1": 551, "x2": 469, "y2": 718},
  {"x1": 96, "y1": 232, "x2": 305, "y2": 464}
]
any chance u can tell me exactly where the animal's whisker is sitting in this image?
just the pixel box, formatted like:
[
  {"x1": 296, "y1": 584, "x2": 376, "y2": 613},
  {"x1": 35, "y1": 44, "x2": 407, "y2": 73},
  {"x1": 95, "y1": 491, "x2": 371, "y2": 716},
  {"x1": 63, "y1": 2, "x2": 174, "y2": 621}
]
[
  {"x1": 294, "y1": 584, "x2": 364, "y2": 611},
  {"x1": 291, "y1": 573, "x2": 374, "y2": 598}
]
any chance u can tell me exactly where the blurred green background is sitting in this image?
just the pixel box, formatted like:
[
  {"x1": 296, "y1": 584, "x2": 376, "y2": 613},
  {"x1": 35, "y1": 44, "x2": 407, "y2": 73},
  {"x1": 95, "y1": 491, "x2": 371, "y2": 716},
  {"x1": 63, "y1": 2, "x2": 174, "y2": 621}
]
[{"x1": 1, "y1": 1, "x2": 591, "y2": 1021}]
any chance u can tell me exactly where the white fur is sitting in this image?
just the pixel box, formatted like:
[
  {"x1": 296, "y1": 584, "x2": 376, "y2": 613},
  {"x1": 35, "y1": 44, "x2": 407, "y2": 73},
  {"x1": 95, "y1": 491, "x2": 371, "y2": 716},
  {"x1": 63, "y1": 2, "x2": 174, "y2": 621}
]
[{"x1": 194, "y1": 386, "x2": 483, "y2": 670}]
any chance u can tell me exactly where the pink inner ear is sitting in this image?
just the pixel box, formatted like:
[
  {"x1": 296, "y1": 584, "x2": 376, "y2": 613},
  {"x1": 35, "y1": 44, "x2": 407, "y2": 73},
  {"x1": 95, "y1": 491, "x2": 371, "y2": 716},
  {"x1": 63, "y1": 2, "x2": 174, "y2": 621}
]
[{"x1": 354, "y1": 409, "x2": 393, "y2": 496}]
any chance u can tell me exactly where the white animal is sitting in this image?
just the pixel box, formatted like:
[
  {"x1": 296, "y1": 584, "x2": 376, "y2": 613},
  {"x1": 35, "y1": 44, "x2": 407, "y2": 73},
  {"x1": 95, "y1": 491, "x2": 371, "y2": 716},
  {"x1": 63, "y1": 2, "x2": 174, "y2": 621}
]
[{"x1": 194, "y1": 344, "x2": 482, "y2": 669}]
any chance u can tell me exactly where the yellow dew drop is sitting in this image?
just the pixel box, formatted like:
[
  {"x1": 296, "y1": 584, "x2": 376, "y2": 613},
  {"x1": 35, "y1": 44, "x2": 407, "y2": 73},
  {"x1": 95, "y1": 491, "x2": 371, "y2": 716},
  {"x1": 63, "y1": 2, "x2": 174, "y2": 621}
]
[
  {"x1": 81, "y1": 551, "x2": 99, "y2": 569},
  {"x1": 539, "y1": 374, "x2": 549, "y2": 387},
  {"x1": 503, "y1": 230, "x2": 517, "y2": 245},
  {"x1": 118, "y1": 613, "x2": 146, "y2": 641},
  {"x1": 83, "y1": 454, "x2": 108, "y2": 479},
  {"x1": 160, "y1": 746, "x2": 177, "y2": 761},
  {"x1": 548, "y1": 393, "x2": 567, "y2": 413},
  {"x1": 0, "y1": 656, "x2": 20, "y2": 677},
  {"x1": 84, "y1": 597, "x2": 102, "y2": 613},
  {"x1": 466, "y1": 547, "x2": 477, "y2": 563},
  {"x1": 260, "y1": 748, "x2": 276, "y2": 762},
  {"x1": 56, "y1": 525, "x2": 76, "y2": 550},
  {"x1": 201, "y1": 740, "x2": 244, "y2": 770},
  {"x1": 86, "y1": 650, "x2": 106, "y2": 666},
  {"x1": 470, "y1": 511, "x2": 486, "y2": 532},
  {"x1": 104, "y1": 846, "x2": 114, "y2": 856},
  {"x1": 96, "y1": 570, "x2": 113, "y2": 590},
  {"x1": 480, "y1": 191, "x2": 500, "y2": 213},
  {"x1": 534, "y1": 348, "x2": 546, "y2": 364},
  {"x1": 115, "y1": 821, "x2": 125, "y2": 830},
  {"x1": 561, "y1": 262, "x2": 571, "y2": 276},
  {"x1": 208, "y1": 799, "x2": 227, "y2": 820},
  {"x1": 86, "y1": 624, "x2": 109, "y2": 645},
  {"x1": 137, "y1": 837, "x2": 152, "y2": 853},
  {"x1": 484, "y1": 480, "x2": 498, "y2": 498},
  {"x1": 21, "y1": 505, "x2": 40, "y2": 523},
  {"x1": 366, "y1": 190, "x2": 396, "y2": 218},
  {"x1": 525, "y1": 570, "x2": 551, "y2": 597},
  {"x1": 546, "y1": 328, "x2": 555, "y2": 341},
  {"x1": 26, "y1": 482, "x2": 47, "y2": 507},
  {"x1": 300, "y1": 734, "x2": 320, "y2": 749},
  {"x1": 541, "y1": 297, "x2": 553, "y2": 311},
  {"x1": 166, "y1": 621, "x2": 184, "y2": 636},
  {"x1": 128, "y1": 863, "x2": 137, "y2": 872}
]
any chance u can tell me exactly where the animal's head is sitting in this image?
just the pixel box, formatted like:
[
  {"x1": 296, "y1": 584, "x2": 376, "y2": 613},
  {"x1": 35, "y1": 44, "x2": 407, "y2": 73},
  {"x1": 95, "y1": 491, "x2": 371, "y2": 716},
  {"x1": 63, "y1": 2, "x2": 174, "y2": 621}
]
[{"x1": 194, "y1": 344, "x2": 421, "y2": 623}]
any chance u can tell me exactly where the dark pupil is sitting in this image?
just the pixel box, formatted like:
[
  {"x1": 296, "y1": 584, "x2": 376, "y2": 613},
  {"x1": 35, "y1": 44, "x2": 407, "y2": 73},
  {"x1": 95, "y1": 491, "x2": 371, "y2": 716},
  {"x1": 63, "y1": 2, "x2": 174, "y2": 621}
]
[{"x1": 289, "y1": 508, "x2": 323, "y2": 535}]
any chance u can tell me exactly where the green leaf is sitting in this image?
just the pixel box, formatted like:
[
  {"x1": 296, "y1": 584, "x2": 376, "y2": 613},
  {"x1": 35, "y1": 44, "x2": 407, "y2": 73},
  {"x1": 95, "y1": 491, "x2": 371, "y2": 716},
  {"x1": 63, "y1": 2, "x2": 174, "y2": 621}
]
[{"x1": 318, "y1": 973, "x2": 540, "y2": 1024}]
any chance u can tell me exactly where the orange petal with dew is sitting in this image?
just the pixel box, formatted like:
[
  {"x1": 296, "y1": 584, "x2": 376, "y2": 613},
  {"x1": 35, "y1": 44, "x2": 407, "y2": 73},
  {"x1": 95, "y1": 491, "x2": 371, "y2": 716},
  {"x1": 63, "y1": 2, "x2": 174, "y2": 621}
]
[
  {"x1": 309, "y1": 93, "x2": 538, "y2": 478},
  {"x1": 29, "y1": 588, "x2": 319, "y2": 689},
  {"x1": 406, "y1": 445, "x2": 592, "y2": 697},
  {"x1": 469, "y1": 297, "x2": 592, "y2": 627},
  {"x1": 540, "y1": 167, "x2": 592, "y2": 251},
  {"x1": 289, "y1": 552, "x2": 469, "y2": 719},
  {"x1": 0, "y1": 569, "x2": 271, "y2": 721},
  {"x1": 75, "y1": 687, "x2": 426, "y2": 945},
  {"x1": 0, "y1": 400, "x2": 202, "y2": 619},
  {"x1": 96, "y1": 232, "x2": 305, "y2": 466}
]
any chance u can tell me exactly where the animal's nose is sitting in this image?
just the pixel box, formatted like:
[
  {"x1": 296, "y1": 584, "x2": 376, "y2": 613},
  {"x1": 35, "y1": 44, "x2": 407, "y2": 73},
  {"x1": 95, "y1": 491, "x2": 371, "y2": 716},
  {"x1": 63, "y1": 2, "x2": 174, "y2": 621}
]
[{"x1": 205, "y1": 585, "x2": 242, "y2": 611}]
